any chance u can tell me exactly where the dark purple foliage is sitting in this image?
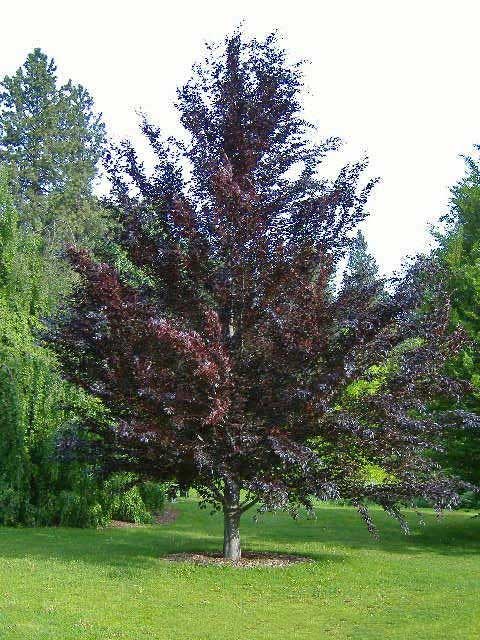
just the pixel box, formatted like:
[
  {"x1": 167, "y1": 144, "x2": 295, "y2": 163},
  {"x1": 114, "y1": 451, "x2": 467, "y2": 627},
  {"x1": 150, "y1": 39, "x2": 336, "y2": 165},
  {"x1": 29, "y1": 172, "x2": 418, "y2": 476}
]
[{"x1": 53, "y1": 32, "x2": 471, "y2": 556}]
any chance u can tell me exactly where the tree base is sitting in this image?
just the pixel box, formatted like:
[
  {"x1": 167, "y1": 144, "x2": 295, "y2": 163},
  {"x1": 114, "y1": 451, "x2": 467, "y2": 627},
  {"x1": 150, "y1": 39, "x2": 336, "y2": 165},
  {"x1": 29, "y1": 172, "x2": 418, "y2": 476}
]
[{"x1": 163, "y1": 551, "x2": 312, "y2": 567}]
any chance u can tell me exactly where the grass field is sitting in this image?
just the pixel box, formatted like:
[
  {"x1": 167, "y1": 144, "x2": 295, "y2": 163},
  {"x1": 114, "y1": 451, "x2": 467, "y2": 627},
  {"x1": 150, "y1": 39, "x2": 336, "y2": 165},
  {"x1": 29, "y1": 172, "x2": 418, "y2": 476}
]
[{"x1": 0, "y1": 498, "x2": 478, "y2": 639}]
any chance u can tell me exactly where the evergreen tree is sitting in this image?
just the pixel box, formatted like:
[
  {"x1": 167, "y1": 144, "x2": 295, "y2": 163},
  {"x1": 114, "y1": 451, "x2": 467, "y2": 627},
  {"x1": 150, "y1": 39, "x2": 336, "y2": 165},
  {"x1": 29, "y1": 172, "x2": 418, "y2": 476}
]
[
  {"x1": 0, "y1": 50, "x2": 108, "y2": 522},
  {"x1": 342, "y1": 230, "x2": 379, "y2": 290},
  {"x1": 434, "y1": 149, "x2": 480, "y2": 491},
  {"x1": 0, "y1": 48, "x2": 109, "y2": 247}
]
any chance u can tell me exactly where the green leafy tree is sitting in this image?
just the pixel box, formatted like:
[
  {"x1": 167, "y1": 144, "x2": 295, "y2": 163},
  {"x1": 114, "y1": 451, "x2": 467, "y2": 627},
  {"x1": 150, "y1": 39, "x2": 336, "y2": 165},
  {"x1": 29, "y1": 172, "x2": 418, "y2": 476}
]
[
  {"x1": 0, "y1": 170, "x2": 162, "y2": 525},
  {"x1": 0, "y1": 49, "x2": 161, "y2": 526},
  {"x1": 0, "y1": 53, "x2": 142, "y2": 525},
  {"x1": 0, "y1": 168, "x2": 63, "y2": 523},
  {"x1": 434, "y1": 149, "x2": 480, "y2": 491},
  {"x1": 0, "y1": 48, "x2": 110, "y2": 247}
]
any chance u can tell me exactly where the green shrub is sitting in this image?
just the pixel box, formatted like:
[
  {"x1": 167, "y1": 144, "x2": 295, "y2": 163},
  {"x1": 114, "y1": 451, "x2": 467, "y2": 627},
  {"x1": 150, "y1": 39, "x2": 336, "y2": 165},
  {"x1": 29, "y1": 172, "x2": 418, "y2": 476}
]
[
  {"x1": 139, "y1": 481, "x2": 165, "y2": 513},
  {"x1": 458, "y1": 490, "x2": 480, "y2": 510},
  {"x1": 57, "y1": 490, "x2": 106, "y2": 528},
  {"x1": 102, "y1": 473, "x2": 153, "y2": 524},
  {"x1": 0, "y1": 481, "x2": 33, "y2": 526}
]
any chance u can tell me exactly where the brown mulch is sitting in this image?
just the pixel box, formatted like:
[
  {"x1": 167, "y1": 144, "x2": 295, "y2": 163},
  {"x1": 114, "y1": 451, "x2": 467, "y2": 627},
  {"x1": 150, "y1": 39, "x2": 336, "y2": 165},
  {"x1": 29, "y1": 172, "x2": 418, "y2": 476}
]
[
  {"x1": 108, "y1": 506, "x2": 180, "y2": 528},
  {"x1": 163, "y1": 551, "x2": 312, "y2": 568}
]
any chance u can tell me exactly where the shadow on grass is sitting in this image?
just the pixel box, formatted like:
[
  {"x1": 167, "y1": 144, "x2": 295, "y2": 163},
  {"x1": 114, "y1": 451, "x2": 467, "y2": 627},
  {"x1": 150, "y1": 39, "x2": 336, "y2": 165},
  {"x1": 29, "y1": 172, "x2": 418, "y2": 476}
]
[
  {"x1": 0, "y1": 503, "x2": 477, "y2": 570},
  {"x1": 237, "y1": 504, "x2": 480, "y2": 557},
  {"x1": 0, "y1": 527, "x2": 343, "y2": 570}
]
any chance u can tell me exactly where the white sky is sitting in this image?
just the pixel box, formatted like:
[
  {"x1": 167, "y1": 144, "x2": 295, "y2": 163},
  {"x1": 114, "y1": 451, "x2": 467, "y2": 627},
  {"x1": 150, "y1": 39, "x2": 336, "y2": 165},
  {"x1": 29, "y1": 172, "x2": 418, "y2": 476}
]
[{"x1": 2, "y1": 0, "x2": 480, "y2": 274}]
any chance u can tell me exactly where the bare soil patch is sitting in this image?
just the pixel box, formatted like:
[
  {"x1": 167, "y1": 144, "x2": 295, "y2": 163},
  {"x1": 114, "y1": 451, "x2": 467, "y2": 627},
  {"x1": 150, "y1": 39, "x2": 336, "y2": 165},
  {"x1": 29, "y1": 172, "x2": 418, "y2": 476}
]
[{"x1": 163, "y1": 551, "x2": 312, "y2": 568}]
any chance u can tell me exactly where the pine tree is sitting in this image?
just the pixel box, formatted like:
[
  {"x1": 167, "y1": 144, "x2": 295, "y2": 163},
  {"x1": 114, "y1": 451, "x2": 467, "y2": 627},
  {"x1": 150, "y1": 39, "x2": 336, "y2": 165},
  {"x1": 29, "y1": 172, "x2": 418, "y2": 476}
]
[
  {"x1": 343, "y1": 230, "x2": 379, "y2": 290},
  {"x1": 0, "y1": 48, "x2": 109, "y2": 247},
  {"x1": 434, "y1": 149, "x2": 480, "y2": 491},
  {"x1": 54, "y1": 32, "x2": 471, "y2": 559}
]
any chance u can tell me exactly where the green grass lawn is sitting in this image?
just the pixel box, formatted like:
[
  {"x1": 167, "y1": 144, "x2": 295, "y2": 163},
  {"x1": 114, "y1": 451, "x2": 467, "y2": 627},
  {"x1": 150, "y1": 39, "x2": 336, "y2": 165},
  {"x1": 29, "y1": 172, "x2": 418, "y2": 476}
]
[{"x1": 0, "y1": 499, "x2": 478, "y2": 639}]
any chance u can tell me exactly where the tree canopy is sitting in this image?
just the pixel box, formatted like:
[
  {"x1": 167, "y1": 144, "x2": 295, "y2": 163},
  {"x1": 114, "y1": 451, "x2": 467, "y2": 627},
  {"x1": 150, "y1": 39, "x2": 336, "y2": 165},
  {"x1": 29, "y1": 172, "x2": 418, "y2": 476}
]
[
  {"x1": 433, "y1": 149, "x2": 480, "y2": 491},
  {"x1": 52, "y1": 31, "x2": 473, "y2": 559},
  {"x1": 0, "y1": 48, "x2": 109, "y2": 247},
  {"x1": 342, "y1": 230, "x2": 379, "y2": 290}
]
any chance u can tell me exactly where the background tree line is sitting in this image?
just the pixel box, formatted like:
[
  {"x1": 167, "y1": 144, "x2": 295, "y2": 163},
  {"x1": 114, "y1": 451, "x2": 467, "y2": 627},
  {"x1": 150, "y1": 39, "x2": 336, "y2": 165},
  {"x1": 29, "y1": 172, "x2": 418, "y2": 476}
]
[{"x1": 0, "y1": 49, "x2": 164, "y2": 526}]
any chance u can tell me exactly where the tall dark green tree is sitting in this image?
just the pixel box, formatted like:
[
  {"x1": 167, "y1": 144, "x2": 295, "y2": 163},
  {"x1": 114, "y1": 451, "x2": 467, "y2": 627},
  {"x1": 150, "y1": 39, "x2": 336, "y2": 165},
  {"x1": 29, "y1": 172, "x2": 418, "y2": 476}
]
[
  {"x1": 0, "y1": 50, "x2": 108, "y2": 522},
  {"x1": 342, "y1": 230, "x2": 379, "y2": 290},
  {"x1": 0, "y1": 48, "x2": 109, "y2": 247},
  {"x1": 434, "y1": 148, "x2": 480, "y2": 490}
]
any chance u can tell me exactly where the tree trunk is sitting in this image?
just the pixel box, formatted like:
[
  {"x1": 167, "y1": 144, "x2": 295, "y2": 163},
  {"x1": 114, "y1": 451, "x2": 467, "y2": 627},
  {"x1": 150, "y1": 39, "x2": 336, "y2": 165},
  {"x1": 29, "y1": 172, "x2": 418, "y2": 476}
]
[{"x1": 223, "y1": 482, "x2": 241, "y2": 560}]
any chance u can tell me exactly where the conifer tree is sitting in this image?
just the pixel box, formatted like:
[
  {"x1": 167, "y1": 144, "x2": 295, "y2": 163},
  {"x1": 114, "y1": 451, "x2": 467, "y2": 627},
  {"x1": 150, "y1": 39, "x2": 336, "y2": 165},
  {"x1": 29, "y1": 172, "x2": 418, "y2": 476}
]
[
  {"x1": 434, "y1": 149, "x2": 480, "y2": 490},
  {"x1": 0, "y1": 48, "x2": 109, "y2": 247},
  {"x1": 343, "y1": 230, "x2": 379, "y2": 290}
]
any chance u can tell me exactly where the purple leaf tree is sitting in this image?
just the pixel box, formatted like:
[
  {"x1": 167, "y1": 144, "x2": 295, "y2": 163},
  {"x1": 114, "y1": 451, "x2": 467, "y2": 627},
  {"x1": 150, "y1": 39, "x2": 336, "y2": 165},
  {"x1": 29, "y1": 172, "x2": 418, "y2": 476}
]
[{"x1": 54, "y1": 32, "x2": 468, "y2": 560}]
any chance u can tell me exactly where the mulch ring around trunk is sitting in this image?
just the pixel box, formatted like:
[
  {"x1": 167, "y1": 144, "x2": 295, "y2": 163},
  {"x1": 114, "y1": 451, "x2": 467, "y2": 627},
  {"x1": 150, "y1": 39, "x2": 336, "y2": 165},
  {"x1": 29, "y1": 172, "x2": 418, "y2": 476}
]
[
  {"x1": 163, "y1": 551, "x2": 312, "y2": 568},
  {"x1": 108, "y1": 507, "x2": 180, "y2": 528}
]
